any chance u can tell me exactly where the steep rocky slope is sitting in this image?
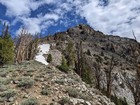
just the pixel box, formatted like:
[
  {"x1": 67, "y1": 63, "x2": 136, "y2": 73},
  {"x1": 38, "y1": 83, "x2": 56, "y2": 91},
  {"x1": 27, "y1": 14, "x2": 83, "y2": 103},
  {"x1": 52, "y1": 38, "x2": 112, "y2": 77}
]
[
  {"x1": 0, "y1": 61, "x2": 114, "y2": 105},
  {"x1": 43, "y1": 24, "x2": 139, "y2": 105}
]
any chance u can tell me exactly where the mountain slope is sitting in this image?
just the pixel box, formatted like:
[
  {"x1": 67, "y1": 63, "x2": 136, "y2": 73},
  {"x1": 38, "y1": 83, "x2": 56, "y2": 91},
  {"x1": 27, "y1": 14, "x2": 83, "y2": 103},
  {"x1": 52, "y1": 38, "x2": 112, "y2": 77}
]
[
  {"x1": 0, "y1": 24, "x2": 137, "y2": 105},
  {"x1": 0, "y1": 61, "x2": 114, "y2": 105},
  {"x1": 44, "y1": 24, "x2": 139, "y2": 105}
]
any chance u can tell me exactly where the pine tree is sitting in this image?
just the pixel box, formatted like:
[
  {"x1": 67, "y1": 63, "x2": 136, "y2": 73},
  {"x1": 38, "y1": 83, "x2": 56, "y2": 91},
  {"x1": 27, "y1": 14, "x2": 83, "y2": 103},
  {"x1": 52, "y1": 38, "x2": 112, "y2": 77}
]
[
  {"x1": 86, "y1": 49, "x2": 91, "y2": 56},
  {"x1": 58, "y1": 56, "x2": 69, "y2": 73},
  {"x1": 75, "y1": 41, "x2": 92, "y2": 84},
  {"x1": 27, "y1": 34, "x2": 39, "y2": 60},
  {"x1": 65, "y1": 41, "x2": 75, "y2": 67},
  {"x1": 0, "y1": 24, "x2": 14, "y2": 65},
  {"x1": 47, "y1": 54, "x2": 52, "y2": 63}
]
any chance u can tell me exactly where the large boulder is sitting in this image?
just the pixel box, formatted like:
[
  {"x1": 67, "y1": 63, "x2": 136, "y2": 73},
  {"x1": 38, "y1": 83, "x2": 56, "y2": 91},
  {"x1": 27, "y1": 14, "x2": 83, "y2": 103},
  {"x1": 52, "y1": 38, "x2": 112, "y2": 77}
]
[{"x1": 48, "y1": 49, "x2": 62, "y2": 66}]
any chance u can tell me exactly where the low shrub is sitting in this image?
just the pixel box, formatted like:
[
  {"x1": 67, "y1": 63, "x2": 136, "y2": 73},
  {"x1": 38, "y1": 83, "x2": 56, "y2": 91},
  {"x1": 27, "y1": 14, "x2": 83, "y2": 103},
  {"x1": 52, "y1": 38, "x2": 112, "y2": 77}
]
[
  {"x1": 111, "y1": 95, "x2": 128, "y2": 105},
  {"x1": 59, "y1": 97, "x2": 72, "y2": 105},
  {"x1": 0, "y1": 89, "x2": 16, "y2": 100},
  {"x1": 57, "y1": 56, "x2": 69, "y2": 73},
  {"x1": 0, "y1": 77, "x2": 11, "y2": 85},
  {"x1": 57, "y1": 65, "x2": 69, "y2": 73},
  {"x1": 66, "y1": 88, "x2": 91, "y2": 101},
  {"x1": 66, "y1": 88, "x2": 79, "y2": 98},
  {"x1": 20, "y1": 98, "x2": 39, "y2": 105},
  {"x1": 0, "y1": 71, "x2": 7, "y2": 77},
  {"x1": 41, "y1": 88, "x2": 49, "y2": 96},
  {"x1": 0, "y1": 83, "x2": 7, "y2": 91},
  {"x1": 55, "y1": 79, "x2": 65, "y2": 85},
  {"x1": 86, "y1": 49, "x2": 91, "y2": 56},
  {"x1": 17, "y1": 77, "x2": 34, "y2": 89},
  {"x1": 78, "y1": 93, "x2": 91, "y2": 101},
  {"x1": 0, "y1": 97, "x2": 5, "y2": 102}
]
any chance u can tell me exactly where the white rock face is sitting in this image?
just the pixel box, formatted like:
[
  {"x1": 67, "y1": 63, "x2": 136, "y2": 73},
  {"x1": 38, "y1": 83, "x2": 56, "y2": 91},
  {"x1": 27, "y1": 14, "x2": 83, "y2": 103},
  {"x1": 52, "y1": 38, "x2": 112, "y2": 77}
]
[
  {"x1": 35, "y1": 44, "x2": 50, "y2": 65},
  {"x1": 112, "y1": 72, "x2": 135, "y2": 105}
]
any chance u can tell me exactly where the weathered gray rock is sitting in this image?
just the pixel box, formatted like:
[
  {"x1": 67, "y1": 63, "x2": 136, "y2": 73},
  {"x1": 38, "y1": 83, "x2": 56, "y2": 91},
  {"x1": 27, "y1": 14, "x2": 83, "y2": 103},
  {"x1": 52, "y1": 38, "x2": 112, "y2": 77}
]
[
  {"x1": 8, "y1": 97, "x2": 15, "y2": 102},
  {"x1": 48, "y1": 49, "x2": 62, "y2": 66}
]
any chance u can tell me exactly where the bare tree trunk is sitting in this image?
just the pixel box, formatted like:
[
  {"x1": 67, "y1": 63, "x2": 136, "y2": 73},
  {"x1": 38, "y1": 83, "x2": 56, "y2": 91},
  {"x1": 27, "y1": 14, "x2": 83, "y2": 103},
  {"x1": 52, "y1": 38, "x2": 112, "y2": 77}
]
[
  {"x1": 93, "y1": 61, "x2": 102, "y2": 90},
  {"x1": 76, "y1": 43, "x2": 81, "y2": 76},
  {"x1": 105, "y1": 56, "x2": 115, "y2": 98},
  {"x1": 75, "y1": 41, "x2": 83, "y2": 77},
  {"x1": 15, "y1": 29, "x2": 39, "y2": 63},
  {"x1": 107, "y1": 75, "x2": 112, "y2": 98}
]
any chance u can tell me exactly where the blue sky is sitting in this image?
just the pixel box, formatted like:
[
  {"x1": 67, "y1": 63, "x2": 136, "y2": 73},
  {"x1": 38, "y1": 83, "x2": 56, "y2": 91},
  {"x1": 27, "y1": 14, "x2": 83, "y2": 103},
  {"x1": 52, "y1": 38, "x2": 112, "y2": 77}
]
[{"x1": 0, "y1": 0, "x2": 140, "y2": 40}]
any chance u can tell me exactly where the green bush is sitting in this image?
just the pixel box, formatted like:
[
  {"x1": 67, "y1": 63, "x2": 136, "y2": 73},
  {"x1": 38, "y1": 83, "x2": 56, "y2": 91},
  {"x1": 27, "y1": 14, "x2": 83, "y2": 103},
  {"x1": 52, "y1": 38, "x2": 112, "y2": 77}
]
[
  {"x1": 0, "y1": 71, "x2": 7, "y2": 77},
  {"x1": 66, "y1": 88, "x2": 90, "y2": 101},
  {"x1": 66, "y1": 88, "x2": 79, "y2": 98},
  {"x1": 0, "y1": 97, "x2": 5, "y2": 102},
  {"x1": 0, "y1": 83, "x2": 7, "y2": 91},
  {"x1": 58, "y1": 56, "x2": 69, "y2": 73},
  {"x1": 59, "y1": 97, "x2": 72, "y2": 105},
  {"x1": 47, "y1": 54, "x2": 52, "y2": 63},
  {"x1": 55, "y1": 79, "x2": 65, "y2": 85},
  {"x1": 0, "y1": 89, "x2": 16, "y2": 100},
  {"x1": 20, "y1": 98, "x2": 39, "y2": 105},
  {"x1": 111, "y1": 95, "x2": 128, "y2": 105},
  {"x1": 81, "y1": 68, "x2": 92, "y2": 84},
  {"x1": 17, "y1": 77, "x2": 34, "y2": 89},
  {"x1": 80, "y1": 57, "x2": 92, "y2": 84},
  {"x1": 41, "y1": 88, "x2": 49, "y2": 96},
  {"x1": 58, "y1": 65, "x2": 69, "y2": 73},
  {"x1": 86, "y1": 49, "x2": 91, "y2": 56},
  {"x1": 78, "y1": 93, "x2": 91, "y2": 101},
  {"x1": 0, "y1": 78, "x2": 11, "y2": 85}
]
